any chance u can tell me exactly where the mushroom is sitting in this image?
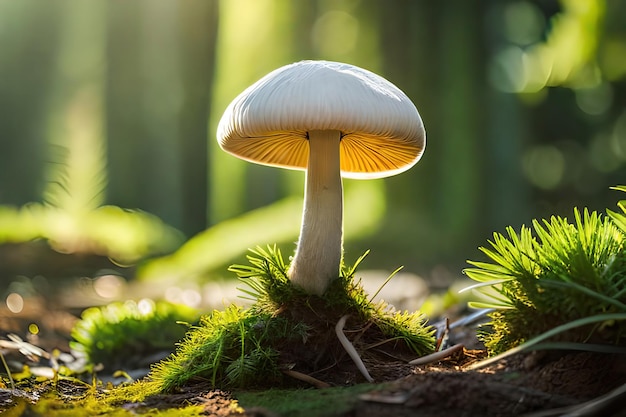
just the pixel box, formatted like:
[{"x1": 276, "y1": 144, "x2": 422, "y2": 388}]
[{"x1": 217, "y1": 60, "x2": 425, "y2": 295}]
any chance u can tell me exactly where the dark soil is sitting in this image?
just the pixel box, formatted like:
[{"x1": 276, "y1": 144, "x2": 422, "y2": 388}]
[{"x1": 355, "y1": 350, "x2": 626, "y2": 417}]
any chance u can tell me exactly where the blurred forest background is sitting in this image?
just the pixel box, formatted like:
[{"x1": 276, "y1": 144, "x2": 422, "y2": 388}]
[{"x1": 1, "y1": 0, "x2": 626, "y2": 307}]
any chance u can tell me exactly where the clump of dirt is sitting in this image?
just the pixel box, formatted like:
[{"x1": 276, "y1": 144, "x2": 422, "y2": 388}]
[
  {"x1": 270, "y1": 296, "x2": 426, "y2": 387},
  {"x1": 146, "y1": 246, "x2": 435, "y2": 392},
  {"x1": 133, "y1": 384, "x2": 245, "y2": 416},
  {"x1": 521, "y1": 350, "x2": 626, "y2": 399}
]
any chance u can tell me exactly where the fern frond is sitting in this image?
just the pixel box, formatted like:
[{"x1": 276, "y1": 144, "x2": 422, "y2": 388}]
[{"x1": 43, "y1": 137, "x2": 107, "y2": 215}]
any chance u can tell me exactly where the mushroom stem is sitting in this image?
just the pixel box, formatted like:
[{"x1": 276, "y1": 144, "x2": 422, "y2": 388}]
[{"x1": 288, "y1": 129, "x2": 343, "y2": 295}]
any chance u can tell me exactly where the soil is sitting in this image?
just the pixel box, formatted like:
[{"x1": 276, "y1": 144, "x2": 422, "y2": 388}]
[
  {"x1": 355, "y1": 351, "x2": 626, "y2": 417},
  {"x1": 133, "y1": 350, "x2": 626, "y2": 417},
  {"x1": 2, "y1": 243, "x2": 626, "y2": 417}
]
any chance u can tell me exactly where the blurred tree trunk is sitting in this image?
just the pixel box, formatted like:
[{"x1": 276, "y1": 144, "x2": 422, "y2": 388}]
[
  {"x1": 379, "y1": 0, "x2": 438, "y2": 210},
  {"x1": 377, "y1": 1, "x2": 487, "y2": 268},
  {"x1": 107, "y1": 1, "x2": 219, "y2": 237},
  {"x1": 436, "y1": 0, "x2": 484, "y2": 243},
  {"x1": 106, "y1": 1, "x2": 154, "y2": 221},
  {"x1": 178, "y1": 1, "x2": 219, "y2": 236},
  {"x1": 483, "y1": 0, "x2": 529, "y2": 233},
  {"x1": 0, "y1": 1, "x2": 60, "y2": 205}
]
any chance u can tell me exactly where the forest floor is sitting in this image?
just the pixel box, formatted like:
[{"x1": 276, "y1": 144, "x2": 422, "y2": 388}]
[
  {"x1": 2, "y1": 327, "x2": 625, "y2": 417},
  {"x1": 1, "y1": 244, "x2": 626, "y2": 416},
  {"x1": 114, "y1": 348, "x2": 625, "y2": 417}
]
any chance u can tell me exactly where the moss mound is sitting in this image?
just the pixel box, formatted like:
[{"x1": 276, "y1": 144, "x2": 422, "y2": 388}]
[
  {"x1": 147, "y1": 245, "x2": 435, "y2": 390},
  {"x1": 70, "y1": 299, "x2": 200, "y2": 370}
]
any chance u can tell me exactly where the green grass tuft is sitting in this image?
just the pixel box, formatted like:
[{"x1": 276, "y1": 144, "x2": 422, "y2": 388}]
[
  {"x1": 149, "y1": 305, "x2": 307, "y2": 391},
  {"x1": 465, "y1": 204, "x2": 626, "y2": 354}
]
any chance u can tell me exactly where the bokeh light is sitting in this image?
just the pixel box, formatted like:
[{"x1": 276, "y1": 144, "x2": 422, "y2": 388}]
[
  {"x1": 575, "y1": 82, "x2": 613, "y2": 115},
  {"x1": 137, "y1": 298, "x2": 156, "y2": 315},
  {"x1": 502, "y1": 1, "x2": 545, "y2": 46},
  {"x1": 311, "y1": 10, "x2": 359, "y2": 57},
  {"x1": 93, "y1": 274, "x2": 125, "y2": 299},
  {"x1": 6, "y1": 292, "x2": 24, "y2": 314},
  {"x1": 522, "y1": 145, "x2": 565, "y2": 190}
]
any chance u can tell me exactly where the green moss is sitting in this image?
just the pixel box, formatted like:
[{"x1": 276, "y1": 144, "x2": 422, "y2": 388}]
[
  {"x1": 12, "y1": 392, "x2": 207, "y2": 417},
  {"x1": 148, "y1": 305, "x2": 304, "y2": 391},
  {"x1": 235, "y1": 384, "x2": 383, "y2": 417},
  {"x1": 106, "y1": 379, "x2": 164, "y2": 405},
  {"x1": 0, "y1": 376, "x2": 214, "y2": 417},
  {"x1": 465, "y1": 206, "x2": 626, "y2": 354},
  {"x1": 70, "y1": 299, "x2": 200, "y2": 369},
  {"x1": 145, "y1": 245, "x2": 434, "y2": 391}
]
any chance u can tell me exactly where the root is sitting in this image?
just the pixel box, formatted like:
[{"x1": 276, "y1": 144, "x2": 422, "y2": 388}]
[
  {"x1": 408, "y1": 343, "x2": 464, "y2": 366},
  {"x1": 335, "y1": 315, "x2": 374, "y2": 383},
  {"x1": 282, "y1": 369, "x2": 330, "y2": 388}
]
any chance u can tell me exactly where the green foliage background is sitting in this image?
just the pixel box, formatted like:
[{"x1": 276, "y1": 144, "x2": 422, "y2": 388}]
[{"x1": 0, "y1": 0, "x2": 625, "y2": 281}]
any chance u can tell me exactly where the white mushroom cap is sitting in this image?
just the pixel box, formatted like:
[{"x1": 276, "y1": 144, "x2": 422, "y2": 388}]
[{"x1": 217, "y1": 60, "x2": 425, "y2": 179}]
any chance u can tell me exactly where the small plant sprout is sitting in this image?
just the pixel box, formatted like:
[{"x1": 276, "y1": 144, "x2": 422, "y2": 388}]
[
  {"x1": 0, "y1": 350, "x2": 15, "y2": 391},
  {"x1": 464, "y1": 203, "x2": 626, "y2": 358},
  {"x1": 217, "y1": 60, "x2": 425, "y2": 295}
]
